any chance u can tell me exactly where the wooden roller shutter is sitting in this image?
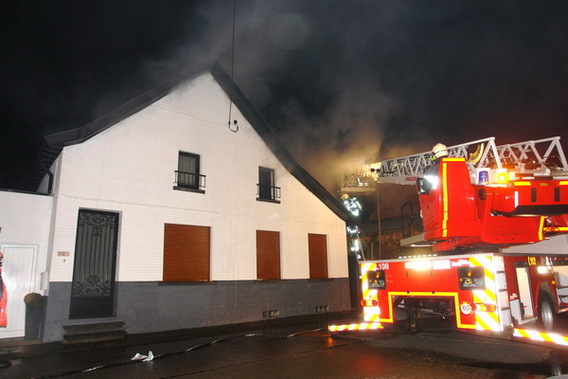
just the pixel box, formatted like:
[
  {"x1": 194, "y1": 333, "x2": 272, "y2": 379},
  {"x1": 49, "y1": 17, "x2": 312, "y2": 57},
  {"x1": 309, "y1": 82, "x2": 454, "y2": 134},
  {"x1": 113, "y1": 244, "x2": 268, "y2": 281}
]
[
  {"x1": 308, "y1": 233, "x2": 328, "y2": 279},
  {"x1": 163, "y1": 223, "x2": 210, "y2": 282},
  {"x1": 256, "y1": 230, "x2": 281, "y2": 280}
]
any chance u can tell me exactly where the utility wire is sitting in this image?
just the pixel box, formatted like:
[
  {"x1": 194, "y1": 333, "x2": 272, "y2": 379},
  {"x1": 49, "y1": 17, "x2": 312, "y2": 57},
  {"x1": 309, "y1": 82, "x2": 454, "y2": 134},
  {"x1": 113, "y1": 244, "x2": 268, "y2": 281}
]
[{"x1": 228, "y1": 0, "x2": 239, "y2": 133}]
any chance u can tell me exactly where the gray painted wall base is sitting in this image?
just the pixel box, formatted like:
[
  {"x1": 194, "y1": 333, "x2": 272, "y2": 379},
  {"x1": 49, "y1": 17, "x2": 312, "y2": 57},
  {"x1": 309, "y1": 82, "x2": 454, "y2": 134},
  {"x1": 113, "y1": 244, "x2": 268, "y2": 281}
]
[{"x1": 42, "y1": 279, "x2": 351, "y2": 342}]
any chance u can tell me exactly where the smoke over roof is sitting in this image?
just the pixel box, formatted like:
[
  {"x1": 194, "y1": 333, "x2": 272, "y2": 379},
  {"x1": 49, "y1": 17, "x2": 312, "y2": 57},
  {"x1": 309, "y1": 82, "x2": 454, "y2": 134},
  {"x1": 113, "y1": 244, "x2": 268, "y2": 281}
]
[{"x1": 2, "y1": 1, "x2": 568, "y2": 193}]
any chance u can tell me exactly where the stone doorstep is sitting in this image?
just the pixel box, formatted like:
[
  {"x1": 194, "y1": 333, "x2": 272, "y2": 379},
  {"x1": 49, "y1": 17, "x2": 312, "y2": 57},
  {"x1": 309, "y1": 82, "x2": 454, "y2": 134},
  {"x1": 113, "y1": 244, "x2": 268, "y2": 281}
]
[{"x1": 62, "y1": 321, "x2": 126, "y2": 345}]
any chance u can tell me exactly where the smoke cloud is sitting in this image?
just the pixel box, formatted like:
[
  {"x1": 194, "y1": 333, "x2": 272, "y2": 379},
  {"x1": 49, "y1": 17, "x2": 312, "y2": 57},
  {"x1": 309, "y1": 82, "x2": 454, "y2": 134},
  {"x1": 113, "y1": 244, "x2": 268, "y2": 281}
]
[
  {"x1": 2, "y1": 0, "x2": 568, "y2": 200},
  {"x1": 147, "y1": 0, "x2": 568, "y2": 196}
]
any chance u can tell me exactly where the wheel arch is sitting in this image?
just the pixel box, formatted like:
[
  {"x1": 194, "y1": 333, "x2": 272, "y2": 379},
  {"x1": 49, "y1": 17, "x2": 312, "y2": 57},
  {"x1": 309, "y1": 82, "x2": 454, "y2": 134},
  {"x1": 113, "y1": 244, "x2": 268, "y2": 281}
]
[{"x1": 537, "y1": 282, "x2": 557, "y2": 314}]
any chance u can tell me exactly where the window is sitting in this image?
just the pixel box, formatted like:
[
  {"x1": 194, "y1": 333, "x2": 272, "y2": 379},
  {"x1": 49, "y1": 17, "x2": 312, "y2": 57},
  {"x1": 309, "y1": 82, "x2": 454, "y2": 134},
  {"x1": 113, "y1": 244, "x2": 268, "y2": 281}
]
[
  {"x1": 256, "y1": 230, "x2": 281, "y2": 280},
  {"x1": 257, "y1": 167, "x2": 280, "y2": 202},
  {"x1": 163, "y1": 223, "x2": 210, "y2": 282},
  {"x1": 308, "y1": 233, "x2": 328, "y2": 279},
  {"x1": 175, "y1": 152, "x2": 205, "y2": 192}
]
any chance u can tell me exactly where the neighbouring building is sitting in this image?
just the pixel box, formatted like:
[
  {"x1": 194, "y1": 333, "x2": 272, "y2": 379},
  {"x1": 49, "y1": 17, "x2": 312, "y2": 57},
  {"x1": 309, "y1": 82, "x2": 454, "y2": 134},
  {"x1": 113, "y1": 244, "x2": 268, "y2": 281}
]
[{"x1": 0, "y1": 64, "x2": 352, "y2": 343}]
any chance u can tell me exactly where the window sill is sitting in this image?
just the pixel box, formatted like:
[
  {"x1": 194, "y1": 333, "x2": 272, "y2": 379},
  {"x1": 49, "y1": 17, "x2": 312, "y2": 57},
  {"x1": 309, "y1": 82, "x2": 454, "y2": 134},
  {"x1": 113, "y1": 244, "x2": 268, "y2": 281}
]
[
  {"x1": 256, "y1": 198, "x2": 280, "y2": 204},
  {"x1": 173, "y1": 186, "x2": 205, "y2": 194}
]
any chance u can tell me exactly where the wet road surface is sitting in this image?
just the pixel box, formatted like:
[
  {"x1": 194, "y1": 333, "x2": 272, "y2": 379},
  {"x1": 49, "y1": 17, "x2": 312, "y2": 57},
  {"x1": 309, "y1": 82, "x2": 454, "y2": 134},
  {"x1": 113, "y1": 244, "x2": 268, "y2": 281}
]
[{"x1": 1, "y1": 325, "x2": 566, "y2": 378}]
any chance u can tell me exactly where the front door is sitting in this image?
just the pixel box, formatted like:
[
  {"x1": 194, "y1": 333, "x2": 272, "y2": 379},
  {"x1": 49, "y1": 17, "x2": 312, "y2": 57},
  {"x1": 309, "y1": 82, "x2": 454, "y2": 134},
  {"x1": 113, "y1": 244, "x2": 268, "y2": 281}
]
[
  {"x1": 0, "y1": 245, "x2": 36, "y2": 338},
  {"x1": 70, "y1": 209, "x2": 119, "y2": 318}
]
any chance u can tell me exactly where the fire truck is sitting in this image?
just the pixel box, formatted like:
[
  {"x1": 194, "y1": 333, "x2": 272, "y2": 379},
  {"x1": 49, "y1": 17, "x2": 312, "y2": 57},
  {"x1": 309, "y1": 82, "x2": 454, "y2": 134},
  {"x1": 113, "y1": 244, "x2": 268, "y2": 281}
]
[{"x1": 330, "y1": 136, "x2": 568, "y2": 347}]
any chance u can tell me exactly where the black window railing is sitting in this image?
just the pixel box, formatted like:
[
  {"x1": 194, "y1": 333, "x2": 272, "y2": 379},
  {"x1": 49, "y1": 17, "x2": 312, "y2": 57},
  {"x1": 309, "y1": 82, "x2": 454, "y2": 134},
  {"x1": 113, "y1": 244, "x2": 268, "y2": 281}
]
[
  {"x1": 257, "y1": 184, "x2": 281, "y2": 201},
  {"x1": 175, "y1": 171, "x2": 206, "y2": 190}
]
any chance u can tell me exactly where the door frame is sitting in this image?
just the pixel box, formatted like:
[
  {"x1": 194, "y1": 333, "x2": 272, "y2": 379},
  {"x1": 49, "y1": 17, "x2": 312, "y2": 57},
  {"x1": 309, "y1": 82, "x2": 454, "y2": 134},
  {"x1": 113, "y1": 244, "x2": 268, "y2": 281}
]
[
  {"x1": 69, "y1": 209, "x2": 119, "y2": 319},
  {"x1": 0, "y1": 244, "x2": 37, "y2": 338}
]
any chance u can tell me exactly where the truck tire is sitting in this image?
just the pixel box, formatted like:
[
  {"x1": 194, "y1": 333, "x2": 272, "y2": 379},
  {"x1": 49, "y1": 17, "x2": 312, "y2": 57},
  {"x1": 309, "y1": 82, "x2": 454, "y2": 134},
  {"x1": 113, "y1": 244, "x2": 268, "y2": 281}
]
[{"x1": 538, "y1": 293, "x2": 556, "y2": 331}]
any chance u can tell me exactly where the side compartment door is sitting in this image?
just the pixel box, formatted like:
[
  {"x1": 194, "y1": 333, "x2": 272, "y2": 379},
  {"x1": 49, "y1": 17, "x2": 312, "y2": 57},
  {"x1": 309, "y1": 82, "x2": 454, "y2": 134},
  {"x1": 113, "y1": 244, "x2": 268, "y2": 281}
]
[
  {"x1": 515, "y1": 261, "x2": 535, "y2": 320},
  {"x1": 69, "y1": 210, "x2": 119, "y2": 318}
]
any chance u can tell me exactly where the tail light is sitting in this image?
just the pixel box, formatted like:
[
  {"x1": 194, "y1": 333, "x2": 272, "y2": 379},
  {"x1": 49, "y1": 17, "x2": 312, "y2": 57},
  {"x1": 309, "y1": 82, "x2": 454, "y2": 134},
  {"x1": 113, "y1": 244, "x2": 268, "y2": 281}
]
[
  {"x1": 361, "y1": 299, "x2": 378, "y2": 307},
  {"x1": 474, "y1": 303, "x2": 497, "y2": 312}
]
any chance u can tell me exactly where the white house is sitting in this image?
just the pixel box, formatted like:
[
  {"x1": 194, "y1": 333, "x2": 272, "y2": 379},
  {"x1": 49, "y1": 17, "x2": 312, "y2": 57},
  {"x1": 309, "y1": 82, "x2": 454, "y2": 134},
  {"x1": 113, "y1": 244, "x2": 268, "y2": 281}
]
[{"x1": 0, "y1": 64, "x2": 352, "y2": 343}]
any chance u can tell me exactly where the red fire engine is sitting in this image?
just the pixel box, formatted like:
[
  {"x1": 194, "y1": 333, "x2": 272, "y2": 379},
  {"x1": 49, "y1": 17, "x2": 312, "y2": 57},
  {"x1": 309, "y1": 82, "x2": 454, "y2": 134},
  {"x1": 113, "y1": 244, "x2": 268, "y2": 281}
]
[{"x1": 331, "y1": 136, "x2": 568, "y2": 347}]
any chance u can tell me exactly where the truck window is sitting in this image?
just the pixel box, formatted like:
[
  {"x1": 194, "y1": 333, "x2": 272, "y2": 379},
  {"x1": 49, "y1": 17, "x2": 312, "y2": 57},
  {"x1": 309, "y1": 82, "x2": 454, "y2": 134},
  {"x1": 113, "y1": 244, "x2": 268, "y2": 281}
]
[
  {"x1": 368, "y1": 270, "x2": 386, "y2": 289},
  {"x1": 458, "y1": 266, "x2": 485, "y2": 290}
]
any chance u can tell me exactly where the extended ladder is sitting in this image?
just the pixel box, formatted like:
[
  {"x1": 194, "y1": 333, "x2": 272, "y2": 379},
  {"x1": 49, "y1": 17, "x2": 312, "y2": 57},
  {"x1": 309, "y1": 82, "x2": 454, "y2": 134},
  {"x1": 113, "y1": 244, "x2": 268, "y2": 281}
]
[{"x1": 340, "y1": 136, "x2": 568, "y2": 191}]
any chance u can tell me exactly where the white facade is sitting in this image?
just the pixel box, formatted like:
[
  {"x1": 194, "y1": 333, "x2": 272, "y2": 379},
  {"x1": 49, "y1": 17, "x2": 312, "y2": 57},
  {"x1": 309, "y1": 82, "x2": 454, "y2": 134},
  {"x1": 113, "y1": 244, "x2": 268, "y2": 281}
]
[{"x1": 47, "y1": 72, "x2": 347, "y2": 284}]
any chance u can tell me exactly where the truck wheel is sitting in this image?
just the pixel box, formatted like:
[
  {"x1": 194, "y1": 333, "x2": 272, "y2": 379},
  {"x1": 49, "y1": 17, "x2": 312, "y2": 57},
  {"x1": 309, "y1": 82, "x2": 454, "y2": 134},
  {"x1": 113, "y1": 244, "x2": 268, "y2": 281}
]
[{"x1": 538, "y1": 293, "x2": 556, "y2": 331}]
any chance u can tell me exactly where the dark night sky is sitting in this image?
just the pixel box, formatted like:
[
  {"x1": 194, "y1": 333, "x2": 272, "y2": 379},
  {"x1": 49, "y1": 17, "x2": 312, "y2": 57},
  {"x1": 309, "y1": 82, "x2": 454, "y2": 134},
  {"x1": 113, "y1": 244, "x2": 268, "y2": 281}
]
[{"x1": 2, "y1": 1, "x2": 568, "y2": 193}]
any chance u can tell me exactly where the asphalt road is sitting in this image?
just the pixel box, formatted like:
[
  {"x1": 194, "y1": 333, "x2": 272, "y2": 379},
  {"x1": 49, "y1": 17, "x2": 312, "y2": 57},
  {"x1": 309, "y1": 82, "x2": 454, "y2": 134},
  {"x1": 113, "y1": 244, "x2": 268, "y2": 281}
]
[{"x1": 2, "y1": 324, "x2": 566, "y2": 379}]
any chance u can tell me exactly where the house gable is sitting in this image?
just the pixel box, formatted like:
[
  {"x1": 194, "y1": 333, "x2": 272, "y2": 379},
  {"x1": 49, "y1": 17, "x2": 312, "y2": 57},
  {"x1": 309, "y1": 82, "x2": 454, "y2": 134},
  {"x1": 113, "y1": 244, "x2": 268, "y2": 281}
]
[
  {"x1": 42, "y1": 68, "x2": 349, "y2": 283},
  {"x1": 30, "y1": 64, "x2": 350, "y2": 223}
]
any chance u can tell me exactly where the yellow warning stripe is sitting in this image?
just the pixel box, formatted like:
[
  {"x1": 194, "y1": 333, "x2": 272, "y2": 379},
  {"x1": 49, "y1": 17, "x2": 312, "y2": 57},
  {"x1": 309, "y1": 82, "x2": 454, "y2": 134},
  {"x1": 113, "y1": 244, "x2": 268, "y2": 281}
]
[
  {"x1": 473, "y1": 307, "x2": 500, "y2": 331},
  {"x1": 513, "y1": 328, "x2": 568, "y2": 346},
  {"x1": 328, "y1": 322, "x2": 383, "y2": 332},
  {"x1": 384, "y1": 291, "x2": 475, "y2": 329},
  {"x1": 538, "y1": 216, "x2": 545, "y2": 241},
  {"x1": 469, "y1": 256, "x2": 500, "y2": 331},
  {"x1": 442, "y1": 162, "x2": 449, "y2": 237},
  {"x1": 442, "y1": 158, "x2": 466, "y2": 162},
  {"x1": 381, "y1": 292, "x2": 395, "y2": 323},
  {"x1": 363, "y1": 292, "x2": 380, "y2": 322},
  {"x1": 360, "y1": 264, "x2": 370, "y2": 290},
  {"x1": 469, "y1": 257, "x2": 497, "y2": 305},
  {"x1": 361, "y1": 262, "x2": 380, "y2": 322},
  {"x1": 360, "y1": 262, "x2": 375, "y2": 292},
  {"x1": 439, "y1": 158, "x2": 466, "y2": 238},
  {"x1": 544, "y1": 226, "x2": 568, "y2": 232},
  {"x1": 363, "y1": 313, "x2": 380, "y2": 322}
]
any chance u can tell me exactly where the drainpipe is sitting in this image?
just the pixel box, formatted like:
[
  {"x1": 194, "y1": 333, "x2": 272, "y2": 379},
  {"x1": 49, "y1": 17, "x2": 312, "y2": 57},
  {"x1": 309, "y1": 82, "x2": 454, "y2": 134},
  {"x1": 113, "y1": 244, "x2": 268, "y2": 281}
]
[{"x1": 38, "y1": 161, "x2": 53, "y2": 195}]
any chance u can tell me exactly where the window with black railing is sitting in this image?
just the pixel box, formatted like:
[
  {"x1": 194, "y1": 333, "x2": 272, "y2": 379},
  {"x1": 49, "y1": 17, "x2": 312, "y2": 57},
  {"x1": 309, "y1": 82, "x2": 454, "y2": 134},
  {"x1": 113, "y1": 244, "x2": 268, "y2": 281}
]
[
  {"x1": 257, "y1": 167, "x2": 280, "y2": 202},
  {"x1": 257, "y1": 183, "x2": 281, "y2": 200},
  {"x1": 175, "y1": 170, "x2": 206, "y2": 190},
  {"x1": 174, "y1": 152, "x2": 206, "y2": 193}
]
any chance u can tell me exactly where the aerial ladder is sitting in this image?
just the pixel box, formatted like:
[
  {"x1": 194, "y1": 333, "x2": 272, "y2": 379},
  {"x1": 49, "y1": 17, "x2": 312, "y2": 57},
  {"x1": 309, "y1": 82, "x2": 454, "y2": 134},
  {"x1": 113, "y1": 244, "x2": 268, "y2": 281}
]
[
  {"x1": 332, "y1": 136, "x2": 568, "y2": 349},
  {"x1": 341, "y1": 136, "x2": 568, "y2": 251},
  {"x1": 343, "y1": 136, "x2": 568, "y2": 188}
]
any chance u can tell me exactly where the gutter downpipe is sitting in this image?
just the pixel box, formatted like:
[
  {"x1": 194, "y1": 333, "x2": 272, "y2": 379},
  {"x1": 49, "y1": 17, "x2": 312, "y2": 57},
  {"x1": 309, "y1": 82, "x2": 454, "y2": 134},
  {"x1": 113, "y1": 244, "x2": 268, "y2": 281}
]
[{"x1": 38, "y1": 161, "x2": 53, "y2": 195}]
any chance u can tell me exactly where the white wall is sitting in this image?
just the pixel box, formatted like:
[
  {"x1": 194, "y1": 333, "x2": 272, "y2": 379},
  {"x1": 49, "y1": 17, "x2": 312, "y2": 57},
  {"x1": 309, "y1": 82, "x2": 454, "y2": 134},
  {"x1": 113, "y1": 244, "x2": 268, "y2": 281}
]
[
  {"x1": 0, "y1": 190, "x2": 52, "y2": 291},
  {"x1": 47, "y1": 72, "x2": 348, "y2": 283}
]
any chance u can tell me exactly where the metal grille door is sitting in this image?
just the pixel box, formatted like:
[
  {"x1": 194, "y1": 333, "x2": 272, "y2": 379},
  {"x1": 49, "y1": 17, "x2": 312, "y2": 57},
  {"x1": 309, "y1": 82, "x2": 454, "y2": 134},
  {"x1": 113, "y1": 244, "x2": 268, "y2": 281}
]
[{"x1": 70, "y1": 210, "x2": 119, "y2": 318}]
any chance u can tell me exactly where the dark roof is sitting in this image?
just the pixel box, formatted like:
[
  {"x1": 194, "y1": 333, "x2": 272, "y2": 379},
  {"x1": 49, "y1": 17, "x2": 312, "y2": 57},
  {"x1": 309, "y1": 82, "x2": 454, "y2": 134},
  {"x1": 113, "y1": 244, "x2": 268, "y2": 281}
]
[{"x1": 29, "y1": 63, "x2": 351, "y2": 221}]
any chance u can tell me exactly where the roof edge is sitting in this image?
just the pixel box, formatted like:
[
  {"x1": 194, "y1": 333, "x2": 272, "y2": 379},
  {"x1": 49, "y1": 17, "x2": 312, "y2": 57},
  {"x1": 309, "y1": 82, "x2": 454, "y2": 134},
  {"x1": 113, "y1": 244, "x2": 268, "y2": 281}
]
[{"x1": 27, "y1": 63, "x2": 350, "y2": 221}]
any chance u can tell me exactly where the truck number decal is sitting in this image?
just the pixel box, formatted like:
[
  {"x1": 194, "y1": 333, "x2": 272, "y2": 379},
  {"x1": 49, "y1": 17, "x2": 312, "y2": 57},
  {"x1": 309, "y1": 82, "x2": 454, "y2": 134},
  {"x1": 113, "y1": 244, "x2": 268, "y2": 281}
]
[{"x1": 528, "y1": 257, "x2": 537, "y2": 266}]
